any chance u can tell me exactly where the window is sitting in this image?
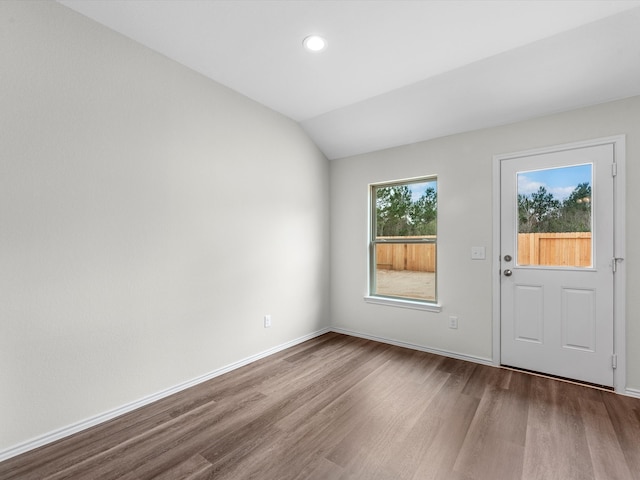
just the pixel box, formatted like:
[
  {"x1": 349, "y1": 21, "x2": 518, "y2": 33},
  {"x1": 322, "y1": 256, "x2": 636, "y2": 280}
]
[{"x1": 368, "y1": 176, "x2": 438, "y2": 309}]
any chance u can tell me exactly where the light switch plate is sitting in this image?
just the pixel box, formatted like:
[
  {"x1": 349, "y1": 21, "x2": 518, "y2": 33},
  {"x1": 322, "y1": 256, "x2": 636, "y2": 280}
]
[{"x1": 471, "y1": 246, "x2": 486, "y2": 260}]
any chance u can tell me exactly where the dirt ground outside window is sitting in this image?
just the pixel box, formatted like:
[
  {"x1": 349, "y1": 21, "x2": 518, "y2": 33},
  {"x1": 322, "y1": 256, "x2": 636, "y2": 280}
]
[{"x1": 375, "y1": 269, "x2": 436, "y2": 301}]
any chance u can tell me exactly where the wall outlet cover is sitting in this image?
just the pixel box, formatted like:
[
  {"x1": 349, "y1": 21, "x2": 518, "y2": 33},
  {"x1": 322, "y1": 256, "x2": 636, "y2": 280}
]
[{"x1": 471, "y1": 246, "x2": 486, "y2": 260}]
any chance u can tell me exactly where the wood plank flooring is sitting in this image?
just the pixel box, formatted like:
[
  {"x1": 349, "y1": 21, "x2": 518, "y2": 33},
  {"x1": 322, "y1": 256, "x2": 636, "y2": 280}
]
[{"x1": 2, "y1": 332, "x2": 639, "y2": 480}]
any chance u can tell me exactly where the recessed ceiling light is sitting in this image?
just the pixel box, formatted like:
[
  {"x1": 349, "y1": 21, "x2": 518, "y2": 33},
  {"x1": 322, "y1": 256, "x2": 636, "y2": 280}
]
[{"x1": 303, "y1": 35, "x2": 327, "y2": 52}]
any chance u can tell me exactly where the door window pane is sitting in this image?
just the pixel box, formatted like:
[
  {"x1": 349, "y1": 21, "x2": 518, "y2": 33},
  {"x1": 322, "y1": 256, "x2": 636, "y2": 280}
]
[{"x1": 517, "y1": 164, "x2": 592, "y2": 267}]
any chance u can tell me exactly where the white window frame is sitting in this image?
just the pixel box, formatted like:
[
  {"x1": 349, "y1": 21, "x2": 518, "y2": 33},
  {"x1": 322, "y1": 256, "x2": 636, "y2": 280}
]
[{"x1": 364, "y1": 176, "x2": 441, "y2": 312}]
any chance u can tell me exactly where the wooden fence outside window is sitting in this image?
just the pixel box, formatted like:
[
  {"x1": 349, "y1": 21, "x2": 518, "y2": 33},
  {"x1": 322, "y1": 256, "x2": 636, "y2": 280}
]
[
  {"x1": 375, "y1": 232, "x2": 592, "y2": 272},
  {"x1": 375, "y1": 236, "x2": 436, "y2": 273},
  {"x1": 517, "y1": 232, "x2": 592, "y2": 267}
]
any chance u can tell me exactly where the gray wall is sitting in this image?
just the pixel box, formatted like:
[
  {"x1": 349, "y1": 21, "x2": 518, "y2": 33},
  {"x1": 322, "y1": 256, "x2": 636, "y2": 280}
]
[
  {"x1": 0, "y1": 1, "x2": 330, "y2": 451},
  {"x1": 330, "y1": 96, "x2": 640, "y2": 391}
]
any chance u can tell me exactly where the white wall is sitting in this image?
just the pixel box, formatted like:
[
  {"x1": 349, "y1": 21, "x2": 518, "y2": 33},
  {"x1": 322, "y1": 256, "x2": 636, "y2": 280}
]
[
  {"x1": 0, "y1": 1, "x2": 330, "y2": 452},
  {"x1": 331, "y1": 96, "x2": 640, "y2": 390}
]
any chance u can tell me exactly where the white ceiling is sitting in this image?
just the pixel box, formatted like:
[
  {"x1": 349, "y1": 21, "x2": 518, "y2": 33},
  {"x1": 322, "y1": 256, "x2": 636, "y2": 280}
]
[{"x1": 58, "y1": 0, "x2": 640, "y2": 159}]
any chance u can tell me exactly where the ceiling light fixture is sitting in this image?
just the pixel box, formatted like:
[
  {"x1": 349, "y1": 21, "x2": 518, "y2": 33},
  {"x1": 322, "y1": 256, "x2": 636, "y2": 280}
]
[{"x1": 303, "y1": 35, "x2": 327, "y2": 52}]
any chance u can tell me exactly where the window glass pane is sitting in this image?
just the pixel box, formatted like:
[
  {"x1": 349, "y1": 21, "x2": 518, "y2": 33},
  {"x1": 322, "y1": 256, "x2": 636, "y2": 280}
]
[
  {"x1": 375, "y1": 243, "x2": 436, "y2": 301},
  {"x1": 371, "y1": 178, "x2": 437, "y2": 302},
  {"x1": 517, "y1": 164, "x2": 592, "y2": 267},
  {"x1": 375, "y1": 182, "x2": 437, "y2": 237}
]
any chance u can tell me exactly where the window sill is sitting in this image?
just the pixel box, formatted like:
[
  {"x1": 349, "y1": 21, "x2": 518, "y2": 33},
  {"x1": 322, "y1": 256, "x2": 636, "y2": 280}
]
[{"x1": 364, "y1": 296, "x2": 442, "y2": 313}]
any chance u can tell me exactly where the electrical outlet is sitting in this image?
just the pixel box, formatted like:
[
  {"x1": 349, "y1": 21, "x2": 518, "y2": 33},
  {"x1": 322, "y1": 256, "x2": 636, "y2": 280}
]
[
  {"x1": 264, "y1": 315, "x2": 271, "y2": 328},
  {"x1": 449, "y1": 316, "x2": 458, "y2": 329}
]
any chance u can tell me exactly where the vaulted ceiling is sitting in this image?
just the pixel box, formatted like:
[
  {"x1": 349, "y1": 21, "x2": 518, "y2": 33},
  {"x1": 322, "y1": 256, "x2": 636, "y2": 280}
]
[{"x1": 58, "y1": 1, "x2": 640, "y2": 159}]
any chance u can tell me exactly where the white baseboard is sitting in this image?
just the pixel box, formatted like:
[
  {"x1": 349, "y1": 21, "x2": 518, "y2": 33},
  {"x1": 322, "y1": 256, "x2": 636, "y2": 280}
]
[
  {"x1": 0, "y1": 327, "x2": 331, "y2": 463},
  {"x1": 330, "y1": 327, "x2": 494, "y2": 366},
  {"x1": 625, "y1": 387, "x2": 640, "y2": 399}
]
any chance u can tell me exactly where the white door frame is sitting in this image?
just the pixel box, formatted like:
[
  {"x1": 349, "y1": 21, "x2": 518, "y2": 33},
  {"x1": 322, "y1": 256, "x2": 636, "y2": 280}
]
[{"x1": 492, "y1": 136, "x2": 626, "y2": 393}]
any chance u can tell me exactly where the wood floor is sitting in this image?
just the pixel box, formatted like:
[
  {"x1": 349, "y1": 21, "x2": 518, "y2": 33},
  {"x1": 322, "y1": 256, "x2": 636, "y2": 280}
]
[{"x1": 2, "y1": 332, "x2": 640, "y2": 480}]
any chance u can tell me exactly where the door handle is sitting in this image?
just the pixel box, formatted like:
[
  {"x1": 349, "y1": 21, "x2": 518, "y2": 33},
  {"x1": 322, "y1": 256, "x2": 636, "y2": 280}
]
[{"x1": 503, "y1": 269, "x2": 513, "y2": 277}]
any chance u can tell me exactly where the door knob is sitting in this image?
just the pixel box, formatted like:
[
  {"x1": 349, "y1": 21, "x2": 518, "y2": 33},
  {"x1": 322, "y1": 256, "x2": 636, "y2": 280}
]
[{"x1": 504, "y1": 269, "x2": 513, "y2": 277}]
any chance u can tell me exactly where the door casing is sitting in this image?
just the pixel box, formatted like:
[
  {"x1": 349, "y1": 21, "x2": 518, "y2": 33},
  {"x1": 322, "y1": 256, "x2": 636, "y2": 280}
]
[{"x1": 492, "y1": 136, "x2": 626, "y2": 393}]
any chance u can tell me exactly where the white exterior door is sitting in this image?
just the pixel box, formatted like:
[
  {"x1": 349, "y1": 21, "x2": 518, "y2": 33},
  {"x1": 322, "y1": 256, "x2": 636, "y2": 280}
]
[{"x1": 500, "y1": 143, "x2": 616, "y2": 387}]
